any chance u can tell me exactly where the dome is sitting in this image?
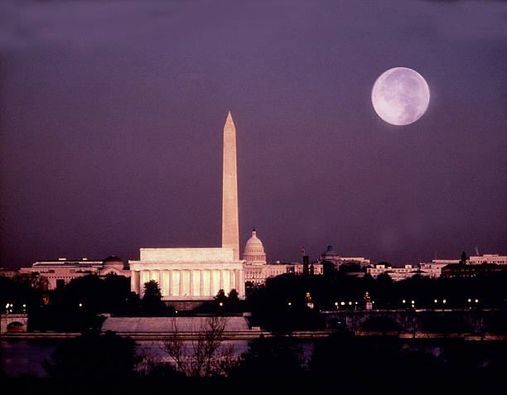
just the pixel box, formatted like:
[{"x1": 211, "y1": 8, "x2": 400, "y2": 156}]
[
  {"x1": 102, "y1": 256, "x2": 125, "y2": 269},
  {"x1": 322, "y1": 245, "x2": 338, "y2": 257},
  {"x1": 243, "y1": 229, "x2": 267, "y2": 265}
]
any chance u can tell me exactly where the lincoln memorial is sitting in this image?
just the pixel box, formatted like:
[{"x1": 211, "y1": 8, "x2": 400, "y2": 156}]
[
  {"x1": 130, "y1": 248, "x2": 245, "y2": 300},
  {"x1": 130, "y1": 112, "x2": 245, "y2": 302}
]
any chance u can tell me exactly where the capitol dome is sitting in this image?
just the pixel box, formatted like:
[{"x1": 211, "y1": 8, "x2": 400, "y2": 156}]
[
  {"x1": 243, "y1": 229, "x2": 267, "y2": 265},
  {"x1": 322, "y1": 245, "x2": 338, "y2": 258}
]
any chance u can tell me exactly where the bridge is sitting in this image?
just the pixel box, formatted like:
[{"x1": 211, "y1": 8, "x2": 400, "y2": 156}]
[
  {"x1": 0, "y1": 314, "x2": 29, "y2": 334},
  {"x1": 322, "y1": 308, "x2": 507, "y2": 335}
]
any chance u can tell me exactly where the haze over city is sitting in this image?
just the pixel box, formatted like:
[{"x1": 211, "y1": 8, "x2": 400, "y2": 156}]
[{"x1": 0, "y1": 0, "x2": 506, "y2": 268}]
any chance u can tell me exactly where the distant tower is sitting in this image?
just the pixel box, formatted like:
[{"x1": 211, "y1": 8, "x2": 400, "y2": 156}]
[
  {"x1": 222, "y1": 111, "x2": 240, "y2": 260},
  {"x1": 303, "y1": 254, "x2": 310, "y2": 276}
]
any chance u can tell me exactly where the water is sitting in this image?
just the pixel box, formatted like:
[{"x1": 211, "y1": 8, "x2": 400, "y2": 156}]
[
  {"x1": 0, "y1": 339, "x2": 252, "y2": 377},
  {"x1": 2, "y1": 338, "x2": 472, "y2": 378},
  {"x1": 1, "y1": 340, "x2": 57, "y2": 377},
  {"x1": 1, "y1": 339, "x2": 317, "y2": 377}
]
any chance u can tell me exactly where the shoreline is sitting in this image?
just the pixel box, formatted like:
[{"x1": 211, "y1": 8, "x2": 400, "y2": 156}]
[{"x1": 2, "y1": 330, "x2": 507, "y2": 341}]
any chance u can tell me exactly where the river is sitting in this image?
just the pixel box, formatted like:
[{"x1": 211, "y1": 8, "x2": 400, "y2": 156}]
[{"x1": 1, "y1": 339, "x2": 314, "y2": 377}]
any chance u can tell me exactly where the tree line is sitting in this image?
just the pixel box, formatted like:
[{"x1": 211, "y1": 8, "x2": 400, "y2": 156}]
[{"x1": 2, "y1": 269, "x2": 507, "y2": 332}]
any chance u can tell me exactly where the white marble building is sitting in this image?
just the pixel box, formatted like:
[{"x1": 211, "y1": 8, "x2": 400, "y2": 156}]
[
  {"x1": 366, "y1": 263, "x2": 420, "y2": 281},
  {"x1": 469, "y1": 254, "x2": 507, "y2": 265},
  {"x1": 130, "y1": 248, "x2": 245, "y2": 300},
  {"x1": 418, "y1": 262, "x2": 447, "y2": 278},
  {"x1": 130, "y1": 112, "x2": 245, "y2": 302},
  {"x1": 243, "y1": 229, "x2": 323, "y2": 285}
]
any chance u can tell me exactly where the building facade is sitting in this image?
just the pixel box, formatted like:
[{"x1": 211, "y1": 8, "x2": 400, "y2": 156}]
[
  {"x1": 0, "y1": 268, "x2": 18, "y2": 279},
  {"x1": 366, "y1": 264, "x2": 421, "y2": 281},
  {"x1": 418, "y1": 262, "x2": 447, "y2": 278},
  {"x1": 130, "y1": 248, "x2": 245, "y2": 300},
  {"x1": 469, "y1": 254, "x2": 507, "y2": 265},
  {"x1": 130, "y1": 112, "x2": 245, "y2": 302},
  {"x1": 242, "y1": 229, "x2": 323, "y2": 285},
  {"x1": 18, "y1": 256, "x2": 129, "y2": 290},
  {"x1": 319, "y1": 245, "x2": 370, "y2": 270},
  {"x1": 441, "y1": 263, "x2": 507, "y2": 279},
  {"x1": 366, "y1": 254, "x2": 507, "y2": 281}
]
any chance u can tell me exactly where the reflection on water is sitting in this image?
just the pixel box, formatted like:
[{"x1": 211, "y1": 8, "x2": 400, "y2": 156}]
[
  {"x1": 136, "y1": 340, "x2": 249, "y2": 361},
  {"x1": 1, "y1": 339, "x2": 315, "y2": 378},
  {"x1": 1, "y1": 338, "x2": 458, "y2": 378},
  {"x1": 1, "y1": 340, "x2": 57, "y2": 377},
  {"x1": 0, "y1": 340, "x2": 254, "y2": 377}
]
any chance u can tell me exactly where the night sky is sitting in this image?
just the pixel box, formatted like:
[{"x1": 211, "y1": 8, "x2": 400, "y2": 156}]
[{"x1": 0, "y1": 0, "x2": 506, "y2": 268}]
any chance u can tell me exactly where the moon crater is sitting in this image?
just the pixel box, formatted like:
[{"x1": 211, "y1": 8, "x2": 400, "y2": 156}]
[{"x1": 371, "y1": 67, "x2": 430, "y2": 126}]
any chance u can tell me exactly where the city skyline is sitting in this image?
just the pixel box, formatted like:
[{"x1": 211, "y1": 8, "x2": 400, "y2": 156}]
[{"x1": 0, "y1": 0, "x2": 506, "y2": 267}]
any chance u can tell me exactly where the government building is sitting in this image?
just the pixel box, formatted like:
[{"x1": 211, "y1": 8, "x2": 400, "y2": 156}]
[
  {"x1": 243, "y1": 229, "x2": 323, "y2": 286},
  {"x1": 129, "y1": 112, "x2": 245, "y2": 302},
  {"x1": 129, "y1": 248, "x2": 244, "y2": 301},
  {"x1": 129, "y1": 113, "x2": 323, "y2": 300},
  {"x1": 17, "y1": 256, "x2": 129, "y2": 290},
  {"x1": 14, "y1": 112, "x2": 324, "y2": 299}
]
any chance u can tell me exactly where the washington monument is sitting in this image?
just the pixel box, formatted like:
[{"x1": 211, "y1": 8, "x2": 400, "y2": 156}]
[
  {"x1": 129, "y1": 111, "x2": 245, "y2": 302},
  {"x1": 222, "y1": 111, "x2": 240, "y2": 261}
]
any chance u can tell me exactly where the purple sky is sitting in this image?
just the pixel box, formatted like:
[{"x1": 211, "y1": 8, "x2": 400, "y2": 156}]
[{"x1": 0, "y1": 0, "x2": 506, "y2": 268}]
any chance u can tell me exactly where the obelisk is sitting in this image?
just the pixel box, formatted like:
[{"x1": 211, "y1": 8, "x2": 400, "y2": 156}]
[{"x1": 222, "y1": 111, "x2": 240, "y2": 260}]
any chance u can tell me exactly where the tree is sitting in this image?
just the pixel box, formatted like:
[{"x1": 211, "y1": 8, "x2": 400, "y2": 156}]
[
  {"x1": 44, "y1": 330, "x2": 139, "y2": 379},
  {"x1": 0, "y1": 275, "x2": 44, "y2": 313},
  {"x1": 377, "y1": 272, "x2": 393, "y2": 284},
  {"x1": 27, "y1": 273, "x2": 49, "y2": 291},
  {"x1": 28, "y1": 274, "x2": 133, "y2": 332},
  {"x1": 214, "y1": 289, "x2": 228, "y2": 305},
  {"x1": 227, "y1": 289, "x2": 241, "y2": 313},
  {"x1": 102, "y1": 275, "x2": 132, "y2": 313},
  {"x1": 162, "y1": 316, "x2": 236, "y2": 377},
  {"x1": 230, "y1": 335, "x2": 305, "y2": 380},
  {"x1": 228, "y1": 289, "x2": 239, "y2": 302},
  {"x1": 322, "y1": 260, "x2": 337, "y2": 277},
  {"x1": 124, "y1": 291, "x2": 142, "y2": 315},
  {"x1": 310, "y1": 333, "x2": 441, "y2": 392},
  {"x1": 141, "y1": 280, "x2": 166, "y2": 315}
]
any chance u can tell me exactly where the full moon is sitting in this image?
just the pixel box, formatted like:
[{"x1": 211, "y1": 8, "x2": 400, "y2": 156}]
[{"x1": 371, "y1": 67, "x2": 430, "y2": 126}]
